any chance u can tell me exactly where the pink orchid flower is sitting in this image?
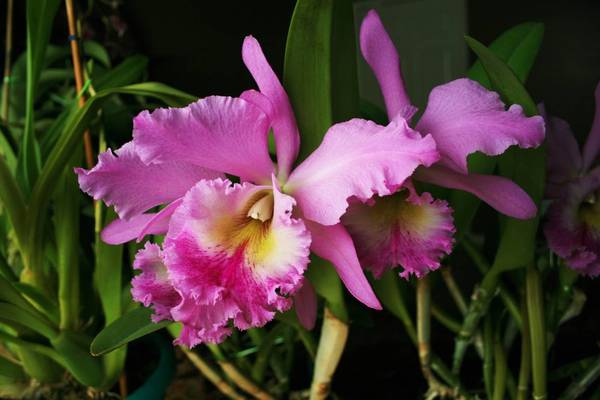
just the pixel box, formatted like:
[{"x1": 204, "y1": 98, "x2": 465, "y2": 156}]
[
  {"x1": 543, "y1": 83, "x2": 600, "y2": 276},
  {"x1": 341, "y1": 10, "x2": 546, "y2": 279},
  {"x1": 76, "y1": 36, "x2": 440, "y2": 346}
]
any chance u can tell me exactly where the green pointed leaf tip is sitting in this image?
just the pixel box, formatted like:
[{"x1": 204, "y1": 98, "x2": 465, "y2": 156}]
[
  {"x1": 465, "y1": 36, "x2": 545, "y2": 270},
  {"x1": 90, "y1": 307, "x2": 170, "y2": 356},
  {"x1": 453, "y1": 22, "x2": 544, "y2": 233}
]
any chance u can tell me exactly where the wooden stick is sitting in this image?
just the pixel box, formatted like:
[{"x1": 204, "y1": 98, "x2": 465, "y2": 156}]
[{"x1": 64, "y1": 0, "x2": 94, "y2": 168}]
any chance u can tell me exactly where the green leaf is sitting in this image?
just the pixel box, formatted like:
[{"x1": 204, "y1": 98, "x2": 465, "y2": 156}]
[
  {"x1": 93, "y1": 55, "x2": 148, "y2": 91},
  {"x1": 55, "y1": 159, "x2": 81, "y2": 331},
  {"x1": 95, "y1": 207, "x2": 127, "y2": 388},
  {"x1": 51, "y1": 331, "x2": 104, "y2": 387},
  {"x1": 0, "y1": 356, "x2": 26, "y2": 381},
  {"x1": 12, "y1": 282, "x2": 60, "y2": 324},
  {"x1": 83, "y1": 41, "x2": 111, "y2": 68},
  {"x1": 468, "y1": 22, "x2": 544, "y2": 89},
  {"x1": 465, "y1": 36, "x2": 545, "y2": 272},
  {"x1": 0, "y1": 303, "x2": 57, "y2": 339},
  {"x1": 17, "y1": 0, "x2": 61, "y2": 195},
  {"x1": 0, "y1": 127, "x2": 16, "y2": 173},
  {"x1": 90, "y1": 307, "x2": 170, "y2": 356},
  {"x1": 0, "y1": 154, "x2": 27, "y2": 252},
  {"x1": 283, "y1": 0, "x2": 358, "y2": 321},
  {"x1": 452, "y1": 22, "x2": 544, "y2": 233},
  {"x1": 370, "y1": 271, "x2": 417, "y2": 343},
  {"x1": 305, "y1": 257, "x2": 348, "y2": 322}
]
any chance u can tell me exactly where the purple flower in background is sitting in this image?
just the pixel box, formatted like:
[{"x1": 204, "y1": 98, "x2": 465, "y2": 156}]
[
  {"x1": 543, "y1": 83, "x2": 600, "y2": 276},
  {"x1": 77, "y1": 36, "x2": 440, "y2": 346},
  {"x1": 343, "y1": 10, "x2": 545, "y2": 278}
]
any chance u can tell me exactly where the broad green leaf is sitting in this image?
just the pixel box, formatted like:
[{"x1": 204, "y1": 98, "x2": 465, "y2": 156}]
[
  {"x1": 83, "y1": 40, "x2": 111, "y2": 68},
  {"x1": 0, "y1": 356, "x2": 26, "y2": 381},
  {"x1": 0, "y1": 273, "x2": 55, "y2": 322},
  {"x1": 465, "y1": 36, "x2": 545, "y2": 272},
  {"x1": 0, "y1": 303, "x2": 57, "y2": 339},
  {"x1": 12, "y1": 282, "x2": 59, "y2": 324},
  {"x1": 17, "y1": 0, "x2": 61, "y2": 195},
  {"x1": 0, "y1": 155, "x2": 26, "y2": 251},
  {"x1": 305, "y1": 257, "x2": 348, "y2": 322},
  {"x1": 95, "y1": 207, "x2": 127, "y2": 388},
  {"x1": 468, "y1": 22, "x2": 544, "y2": 89},
  {"x1": 370, "y1": 271, "x2": 417, "y2": 343},
  {"x1": 284, "y1": 0, "x2": 358, "y2": 321},
  {"x1": 0, "y1": 126, "x2": 16, "y2": 173},
  {"x1": 94, "y1": 55, "x2": 148, "y2": 91},
  {"x1": 51, "y1": 331, "x2": 104, "y2": 387},
  {"x1": 90, "y1": 307, "x2": 170, "y2": 356},
  {"x1": 55, "y1": 159, "x2": 81, "y2": 331},
  {"x1": 452, "y1": 22, "x2": 544, "y2": 234}
]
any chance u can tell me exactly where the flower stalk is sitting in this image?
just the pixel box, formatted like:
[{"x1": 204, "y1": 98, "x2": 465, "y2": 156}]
[
  {"x1": 517, "y1": 300, "x2": 531, "y2": 400},
  {"x1": 309, "y1": 307, "x2": 349, "y2": 400},
  {"x1": 527, "y1": 265, "x2": 547, "y2": 400},
  {"x1": 559, "y1": 354, "x2": 600, "y2": 400}
]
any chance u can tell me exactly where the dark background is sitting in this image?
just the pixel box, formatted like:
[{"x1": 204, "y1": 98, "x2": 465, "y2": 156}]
[{"x1": 2, "y1": 1, "x2": 600, "y2": 398}]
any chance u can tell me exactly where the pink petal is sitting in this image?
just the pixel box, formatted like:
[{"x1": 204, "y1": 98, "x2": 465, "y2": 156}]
[
  {"x1": 544, "y1": 167, "x2": 600, "y2": 276},
  {"x1": 163, "y1": 178, "x2": 311, "y2": 347},
  {"x1": 101, "y1": 213, "x2": 170, "y2": 245},
  {"x1": 416, "y1": 78, "x2": 545, "y2": 174},
  {"x1": 540, "y1": 105, "x2": 583, "y2": 198},
  {"x1": 294, "y1": 280, "x2": 317, "y2": 330},
  {"x1": 76, "y1": 142, "x2": 220, "y2": 220},
  {"x1": 132, "y1": 96, "x2": 274, "y2": 184},
  {"x1": 135, "y1": 198, "x2": 183, "y2": 242},
  {"x1": 416, "y1": 165, "x2": 537, "y2": 219},
  {"x1": 131, "y1": 243, "x2": 181, "y2": 323},
  {"x1": 342, "y1": 183, "x2": 455, "y2": 279},
  {"x1": 242, "y1": 36, "x2": 300, "y2": 179},
  {"x1": 582, "y1": 82, "x2": 600, "y2": 170},
  {"x1": 305, "y1": 221, "x2": 381, "y2": 310},
  {"x1": 359, "y1": 10, "x2": 415, "y2": 120},
  {"x1": 285, "y1": 118, "x2": 439, "y2": 226}
]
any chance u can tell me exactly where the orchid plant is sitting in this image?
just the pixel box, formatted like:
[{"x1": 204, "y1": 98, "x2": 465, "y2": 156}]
[{"x1": 1, "y1": 0, "x2": 599, "y2": 399}]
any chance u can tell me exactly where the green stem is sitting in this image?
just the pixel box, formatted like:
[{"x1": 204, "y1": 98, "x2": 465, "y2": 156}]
[
  {"x1": 527, "y1": 265, "x2": 546, "y2": 400},
  {"x1": 483, "y1": 315, "x2": 494, "y2": 399},
  {"x1": 493, "y1": 328, "x2": 507, "y2": 400},
  {"x1": 452, "y1": 269, "x2": 499, "y2": 374},
  {"x1": 462, "y1": 238, "x2": 522, "y2": 327},
  {"x1": 441, "y1": 267, "x2": 468, "y2": 314},
  {"x1": 558, "y1": 354, "x2": 600, "y2": 400},
  {"x1": 517, "y1": 300, "x2": 531, "y2": 400}
]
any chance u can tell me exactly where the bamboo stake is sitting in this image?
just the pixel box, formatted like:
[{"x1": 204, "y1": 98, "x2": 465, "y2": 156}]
[
  {"x1": 1, "y1": 0, "x2": 13, "y2": 123},
  {"x1": 309, "y1": 307, "x2": 349, "y2": 400},
  {"x1": 64, "y1": 0, "x2": 94, "y2": 168}
]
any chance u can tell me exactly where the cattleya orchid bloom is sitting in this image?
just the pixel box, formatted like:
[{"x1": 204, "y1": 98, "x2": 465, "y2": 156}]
[
  {"x1": 76, "y1": 36, "x2": 441, "y2": 346},
  {"x1": 544, "y1": 83, "x2": 600, "y2": 276},
  {"x1": 343, "y1": 10, "x2": 546, "y2": 278}
]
